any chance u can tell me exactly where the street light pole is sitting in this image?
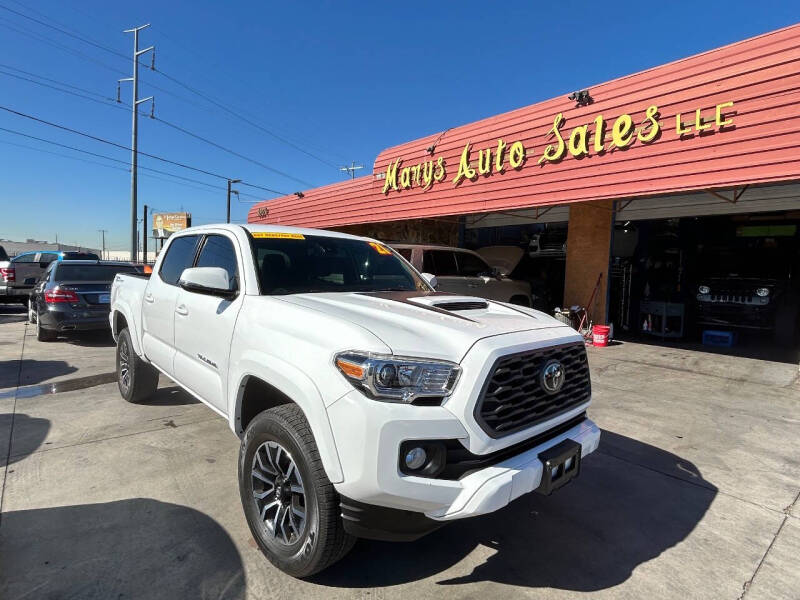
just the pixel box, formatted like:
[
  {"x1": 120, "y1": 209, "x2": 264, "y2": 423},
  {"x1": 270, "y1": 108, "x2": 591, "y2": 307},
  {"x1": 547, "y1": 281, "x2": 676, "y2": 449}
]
[
  {"x1": 142, "y1": 204, "x2": 148, "y2": 264},
  {"x1": 227, "y1": 179, "x2": 241, "y2": 223}
]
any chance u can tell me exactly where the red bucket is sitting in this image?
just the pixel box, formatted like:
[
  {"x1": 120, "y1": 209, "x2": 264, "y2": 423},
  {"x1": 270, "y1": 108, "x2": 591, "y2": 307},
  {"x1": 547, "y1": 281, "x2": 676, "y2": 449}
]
[{"x1": 592, "y1": 325, "x2": 611, "y2": 347}]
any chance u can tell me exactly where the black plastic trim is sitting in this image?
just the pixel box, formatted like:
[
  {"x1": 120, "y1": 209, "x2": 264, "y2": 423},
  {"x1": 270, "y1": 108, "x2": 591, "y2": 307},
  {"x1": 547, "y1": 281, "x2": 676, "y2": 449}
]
[
  {"x1": 339, "y1": 496, "x2": 444, "y2": 541},
  {"x1": 439, "y1": 413, "x2": 587, "y2": 480}
]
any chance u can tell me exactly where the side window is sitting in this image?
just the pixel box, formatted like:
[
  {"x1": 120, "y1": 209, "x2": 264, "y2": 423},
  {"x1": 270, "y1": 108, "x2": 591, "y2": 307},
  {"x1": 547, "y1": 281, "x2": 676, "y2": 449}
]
[
  {"x1": 159, "y1": 235, "x2": 201, "y2": 285},
  {"x1": 456, "y1": 252, "x2": 491, "y2": 276},
  {"x1": 14, "y1": 254, "x2": 35, "y2": 263},
  {"x1": 424, "y1": 250, "x2": 459, "y2": 276},
  {"x1": 195, "y1": 235, "x2": 238, "y2": 289},
  {"x1": 41, "y1": 253, "x2": 59, "y2": 265}
]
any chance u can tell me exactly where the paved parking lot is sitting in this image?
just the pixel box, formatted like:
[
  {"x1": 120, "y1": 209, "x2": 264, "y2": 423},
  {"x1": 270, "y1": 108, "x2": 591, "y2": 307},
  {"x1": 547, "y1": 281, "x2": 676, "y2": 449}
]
[{"x1": 1, "y1": 302, "x2": 798, "y2": 599}]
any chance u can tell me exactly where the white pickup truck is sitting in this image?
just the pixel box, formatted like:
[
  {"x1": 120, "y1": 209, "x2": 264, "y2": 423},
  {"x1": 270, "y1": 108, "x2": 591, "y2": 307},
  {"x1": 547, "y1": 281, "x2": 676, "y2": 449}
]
[{"x1": 110, "y1": 224, "x2": 600, "y2": 577}]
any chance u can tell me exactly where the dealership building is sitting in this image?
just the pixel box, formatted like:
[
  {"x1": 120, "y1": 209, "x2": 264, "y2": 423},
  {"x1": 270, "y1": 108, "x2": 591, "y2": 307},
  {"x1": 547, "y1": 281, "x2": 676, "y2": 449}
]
[{"x1": 249, "y1": 24, "x2": 800, "y2": 344}]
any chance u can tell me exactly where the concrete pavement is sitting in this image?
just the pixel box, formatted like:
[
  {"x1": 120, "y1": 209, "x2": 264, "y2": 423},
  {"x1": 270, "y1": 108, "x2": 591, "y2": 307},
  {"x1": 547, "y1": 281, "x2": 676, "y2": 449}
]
[{"x1": 0, "y1": 307, "x2": 797, "y2": 599}]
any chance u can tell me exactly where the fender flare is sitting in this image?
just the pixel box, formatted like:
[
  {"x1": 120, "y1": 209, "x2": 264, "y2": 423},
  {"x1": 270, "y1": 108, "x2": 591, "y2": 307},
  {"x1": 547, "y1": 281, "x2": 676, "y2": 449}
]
[
  {"x1": 111, "y1": 303, "x2": 143, "y2": 357},
  {"x1": 230, "y1": 352, "x2": 345, "y2": 484}
]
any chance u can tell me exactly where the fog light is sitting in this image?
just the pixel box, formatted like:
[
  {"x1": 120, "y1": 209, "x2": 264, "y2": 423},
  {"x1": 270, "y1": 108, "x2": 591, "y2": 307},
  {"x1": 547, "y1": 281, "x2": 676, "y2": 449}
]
[{"x1": 404, "y1": 447, "x2": 427, "y2": 470}]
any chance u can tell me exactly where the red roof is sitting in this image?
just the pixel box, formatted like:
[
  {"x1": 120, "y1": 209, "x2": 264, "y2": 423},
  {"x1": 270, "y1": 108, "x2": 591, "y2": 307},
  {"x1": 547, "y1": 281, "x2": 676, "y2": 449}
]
[{"x1": 250, "y1": 23, "x2": 800, "y2": 228}]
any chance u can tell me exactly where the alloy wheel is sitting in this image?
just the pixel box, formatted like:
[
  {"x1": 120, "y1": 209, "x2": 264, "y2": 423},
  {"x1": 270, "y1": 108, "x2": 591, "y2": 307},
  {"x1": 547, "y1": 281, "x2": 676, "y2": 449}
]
[
  {"x1": 251, "y1": 441, "x2": 307, "y2": 546},
  {"x1": 118, "y1": 337, "x2": 131, "y2": 394}
]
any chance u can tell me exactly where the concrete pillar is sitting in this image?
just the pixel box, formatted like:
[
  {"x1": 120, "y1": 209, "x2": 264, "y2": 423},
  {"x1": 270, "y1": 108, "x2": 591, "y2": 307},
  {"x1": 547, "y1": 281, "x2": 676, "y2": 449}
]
[{"x1": 563, "y1": 199, "x2": 614, "y2": 324}]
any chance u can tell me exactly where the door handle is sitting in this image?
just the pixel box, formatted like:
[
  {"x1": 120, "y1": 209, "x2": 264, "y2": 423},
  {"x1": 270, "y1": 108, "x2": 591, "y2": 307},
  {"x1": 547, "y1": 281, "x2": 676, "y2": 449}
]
[
  {"x1": 144, "y1": 293, "x2": 154, "y2": 303},
  {"x1": 467, "y1": 283, "x2": 479, "y2": 288},
  {"x1": 175, "y1": 304, "x2": 188, "y2": 316}
]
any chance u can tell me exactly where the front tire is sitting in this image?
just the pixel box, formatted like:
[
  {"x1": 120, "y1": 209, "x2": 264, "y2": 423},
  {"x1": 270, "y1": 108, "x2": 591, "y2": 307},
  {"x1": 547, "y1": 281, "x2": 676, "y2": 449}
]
[
  {"x1": 116, "y1": 328, "x2": 158, "y2": 403},
  {"x1": 239, "y1": 405, "x2": 354, "y2": 578}
]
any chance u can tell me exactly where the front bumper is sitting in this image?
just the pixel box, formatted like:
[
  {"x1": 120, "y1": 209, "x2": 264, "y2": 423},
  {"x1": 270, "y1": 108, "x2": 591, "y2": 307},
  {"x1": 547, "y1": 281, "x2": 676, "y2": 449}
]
[{"x1": 326, "y1": 388, "x2": 600, "y2": 522}]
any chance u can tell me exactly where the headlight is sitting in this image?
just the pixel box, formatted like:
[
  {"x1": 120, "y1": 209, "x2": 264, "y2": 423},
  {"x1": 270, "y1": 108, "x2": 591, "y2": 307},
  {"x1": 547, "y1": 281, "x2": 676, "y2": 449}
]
[
  {"x1": 756, "y1": 287, "x2": 770, "y2": 297},
  {"x1": 698, "y1": 285, "x2": 710, "y2": 295},
  {"x1": 334, "y1": 351, "x2": 460, "y2": 403}
]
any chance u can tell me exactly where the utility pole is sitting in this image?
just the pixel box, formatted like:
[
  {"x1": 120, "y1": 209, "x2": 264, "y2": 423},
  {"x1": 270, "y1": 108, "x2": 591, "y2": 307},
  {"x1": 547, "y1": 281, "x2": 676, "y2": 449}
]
[
  {"x1": 227, "y1": 179, "x2": 241, "y2": 223},
  {"x1": 98, "y1": 229, "x2": 107, "y2": 260},
  {"x1": 340, "y1": 161, "x2": 364, "y2": 179},
  {"x1": 142, "y1": 204, "x2": 148, "y2": 264},
  {"x1": 120, "y1": 24, "x2": 154, "y2": 262}
]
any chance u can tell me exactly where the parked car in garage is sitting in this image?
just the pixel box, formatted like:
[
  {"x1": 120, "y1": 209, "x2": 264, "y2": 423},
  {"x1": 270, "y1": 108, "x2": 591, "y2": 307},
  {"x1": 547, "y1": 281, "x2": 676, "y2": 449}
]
[
  {"x1": 4, "y1": 250, "x2": 101, "y2": 303},
  {"x1": 29, "y1": 260, "x2": 139, "y2": 341},
  {"x1": 694, "y1": 224, "x2": 799, "y2": 345},
  {"x1": 391, "y1": 243, "x2": 532, "y2": 306}
]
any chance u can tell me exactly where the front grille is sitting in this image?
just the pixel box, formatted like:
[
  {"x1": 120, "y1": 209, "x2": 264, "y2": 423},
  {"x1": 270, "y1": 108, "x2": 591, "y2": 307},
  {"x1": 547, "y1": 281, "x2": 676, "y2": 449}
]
[{"x1": 474, "y1": 342, "x2": 591, "y2": 438}]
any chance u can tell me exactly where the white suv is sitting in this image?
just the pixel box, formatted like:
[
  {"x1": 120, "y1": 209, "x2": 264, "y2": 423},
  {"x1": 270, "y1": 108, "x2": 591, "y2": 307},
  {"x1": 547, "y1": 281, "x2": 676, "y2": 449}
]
[{"x1": 391, "y1": 243, "x2": 532, "y2": 306}]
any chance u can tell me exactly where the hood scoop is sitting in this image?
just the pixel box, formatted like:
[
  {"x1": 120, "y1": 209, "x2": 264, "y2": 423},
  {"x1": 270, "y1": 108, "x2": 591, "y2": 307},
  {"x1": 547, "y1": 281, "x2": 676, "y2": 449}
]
[{"x1": 433, "y1": 300, "x2": 489, "y2": 311}]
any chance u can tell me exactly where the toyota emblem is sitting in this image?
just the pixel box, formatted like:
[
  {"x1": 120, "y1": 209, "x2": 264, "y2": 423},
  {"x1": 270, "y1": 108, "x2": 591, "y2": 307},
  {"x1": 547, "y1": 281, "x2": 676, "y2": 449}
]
[{"x1": 541, "y1": 360, "x2": 565, "y2": 394}]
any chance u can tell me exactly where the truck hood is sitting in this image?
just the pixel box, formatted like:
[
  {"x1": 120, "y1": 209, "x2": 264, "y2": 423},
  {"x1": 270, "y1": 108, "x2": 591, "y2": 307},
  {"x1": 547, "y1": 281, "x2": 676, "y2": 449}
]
[{"x1": 277, "y1": 291, "x2": 569, "y2": 362}]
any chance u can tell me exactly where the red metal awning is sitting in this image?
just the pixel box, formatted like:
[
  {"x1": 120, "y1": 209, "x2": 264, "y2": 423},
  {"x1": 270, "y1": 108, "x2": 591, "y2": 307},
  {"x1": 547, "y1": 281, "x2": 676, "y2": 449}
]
[{"x1": 250, "y1": 23, "x2": 800, "y2": 228}]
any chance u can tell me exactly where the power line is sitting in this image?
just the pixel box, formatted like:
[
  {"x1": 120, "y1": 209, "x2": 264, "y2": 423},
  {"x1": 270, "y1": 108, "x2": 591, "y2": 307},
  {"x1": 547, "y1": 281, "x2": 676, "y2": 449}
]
[
  {"x1": 152, "y1": 115, "x2": 312, "y2": 187},
  {"x1": 0, "y1": 125, "x2": 268, "y2": 200},
  {"x1": 0, "y1": 6, "x2": 349, "y2": 171},
  {"x1": 0, "y1": 3, "x2": 128, "y2": 60},
  {"x1": 0, "y1": 63, "x2": 311, "y2": 189},
  {"x1": 153, "y1": 67, "x2": 342, "y2": 170},
  {"x1": 0, "y1": 104, "x2": 287, "y2": 195}
]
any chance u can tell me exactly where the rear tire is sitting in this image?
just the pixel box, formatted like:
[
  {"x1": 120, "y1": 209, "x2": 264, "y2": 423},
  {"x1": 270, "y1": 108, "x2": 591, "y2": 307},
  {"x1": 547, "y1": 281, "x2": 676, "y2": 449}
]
[
  {"x1": 35, "y1": 309, "x2": 56, "y2": 341},
  {"x1": 239, "y1": 405, "x2": 355, "y2": 578},
  {"x1": 116, "y1": 328, "x2": 158, "y2": 403}
]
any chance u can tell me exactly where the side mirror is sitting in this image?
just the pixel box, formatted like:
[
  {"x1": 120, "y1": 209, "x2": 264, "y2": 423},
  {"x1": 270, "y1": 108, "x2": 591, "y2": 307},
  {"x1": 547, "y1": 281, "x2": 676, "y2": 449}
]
[
  {"x1": 421, "y1": 272, "x2": 438, "y2": 289},
  {"x1": 179, "y1": 267, "x2": 237, "y2": 300}
]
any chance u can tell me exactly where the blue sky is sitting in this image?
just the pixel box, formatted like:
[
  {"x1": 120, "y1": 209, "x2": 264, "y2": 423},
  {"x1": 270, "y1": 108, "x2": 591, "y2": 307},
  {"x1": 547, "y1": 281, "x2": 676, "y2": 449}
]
[{"x1": 0, "y1": 1, "x2": 797, "y2": 252}]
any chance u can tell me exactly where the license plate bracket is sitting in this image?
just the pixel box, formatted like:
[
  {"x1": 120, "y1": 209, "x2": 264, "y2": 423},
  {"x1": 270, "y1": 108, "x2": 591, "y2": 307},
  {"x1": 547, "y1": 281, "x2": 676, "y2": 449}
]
[{"x1": 536, "y1": 439, "x2": 582, "y2": 495}]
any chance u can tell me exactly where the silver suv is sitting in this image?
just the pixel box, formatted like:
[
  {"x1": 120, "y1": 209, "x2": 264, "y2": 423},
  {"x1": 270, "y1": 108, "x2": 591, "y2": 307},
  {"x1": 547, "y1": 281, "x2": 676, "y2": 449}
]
[{"x1": 391, "y1": 243, "x2": 532, "y2": 306}]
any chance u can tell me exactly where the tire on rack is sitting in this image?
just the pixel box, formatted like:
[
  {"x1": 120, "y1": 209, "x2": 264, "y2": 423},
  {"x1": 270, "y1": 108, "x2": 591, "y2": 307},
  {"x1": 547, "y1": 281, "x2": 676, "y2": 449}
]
[
  {"x1": 116, "y1": 327, "x2": 158, "y2": 403},
  {"x1": 239, "y1": 404, "x2": 355, "y2": 578},
  {"x1": 35, "y1": 308, "x2": 57, "y2": 341}
]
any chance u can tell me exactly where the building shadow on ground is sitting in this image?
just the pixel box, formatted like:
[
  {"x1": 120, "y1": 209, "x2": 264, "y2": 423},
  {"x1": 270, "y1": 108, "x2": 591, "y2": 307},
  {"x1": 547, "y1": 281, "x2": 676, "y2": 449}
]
[
  {"x1": 0, "y1": 303, "x2": 26, "y2": 324},
  {"x1": 0, "y1": 413, "x2": 49, "y2": 467},
  {"x1": 315, "y1": 430, "x2": 716, "y2": 591},
  {"x1": 0, "y1": 498, "x2": 246, "y2": 600},
  {"x1": 4, "y1": 359, "x2": 78, "y2": 388}
]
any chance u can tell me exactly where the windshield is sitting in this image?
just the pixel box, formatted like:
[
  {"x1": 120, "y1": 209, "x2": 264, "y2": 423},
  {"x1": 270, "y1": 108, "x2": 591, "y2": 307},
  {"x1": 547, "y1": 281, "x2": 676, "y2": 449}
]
[
  {"x1": 252, "y1": 234, "x2": 429, "y2": 294},
  {"x1": 55, "y1": 264, "x2": 138, "y2": 281}
]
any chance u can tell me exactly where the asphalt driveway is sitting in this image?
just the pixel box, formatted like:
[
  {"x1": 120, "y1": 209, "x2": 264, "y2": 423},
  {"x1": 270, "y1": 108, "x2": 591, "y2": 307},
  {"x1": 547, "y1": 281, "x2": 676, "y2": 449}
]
[{"x1": 0, "y1": 304, "x2": 798, "y2": 599}]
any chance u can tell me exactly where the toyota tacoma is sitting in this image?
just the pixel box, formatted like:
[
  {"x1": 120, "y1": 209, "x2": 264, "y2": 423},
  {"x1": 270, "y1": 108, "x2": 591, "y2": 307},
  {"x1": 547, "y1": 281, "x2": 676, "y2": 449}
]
[{"x1": 110, "y1": 224, "x2": 600, "y2": 577}]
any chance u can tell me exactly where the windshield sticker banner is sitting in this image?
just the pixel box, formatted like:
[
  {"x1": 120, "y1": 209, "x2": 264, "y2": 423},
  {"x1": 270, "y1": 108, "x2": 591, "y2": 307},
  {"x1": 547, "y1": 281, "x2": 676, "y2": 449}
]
[
  {"x1": 381, "y1": 101, "x2": 734, "y2": 195},
  {"x1": 252, "y1": 232, "x2": 305, "y2": 240}
]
